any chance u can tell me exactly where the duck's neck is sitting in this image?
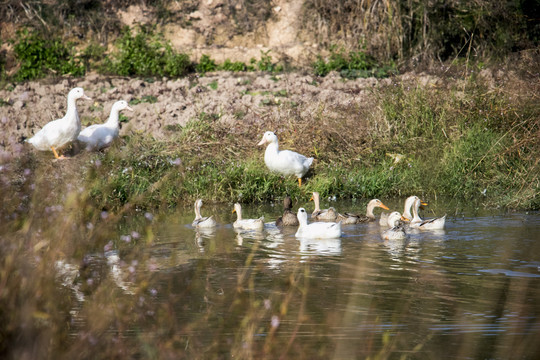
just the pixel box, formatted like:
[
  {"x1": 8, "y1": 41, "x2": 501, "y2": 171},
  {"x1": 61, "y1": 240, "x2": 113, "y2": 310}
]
[
  {"x1": 105, "y1": 108, "x2": 120, "y2": 128},
  {"x1": 365, "y1": 202, "x2": 376, "y2": 219},
  {"x1": 264, "y1": 141, "x2": 280, "y2": 158},
  {"x1": 298, "y1": 215, "x2": 308, "y2": 227},
  {"x1": 65, "y1": 96, "x2": 80, "y2": 125},
  {"x1": 403, "y1": 200, "x2": 413, "y2": 219},
  {"x1": 312, "y1": 195, "x2": 321, "y2": 212},
  {"x1": 235, "y1": 208, "x2": 242, "y2": 221},
  {"x1": 411, "y1": 202, "x2": 422, "y2": 222},
  {"x1": 194, "y1": 204, "x2": 202, "y2": 220}
]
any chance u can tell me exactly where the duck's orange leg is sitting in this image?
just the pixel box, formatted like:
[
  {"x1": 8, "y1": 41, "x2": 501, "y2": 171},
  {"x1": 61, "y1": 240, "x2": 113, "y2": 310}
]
[
  {"x1": 298, "y1": 178, "x2": 302, "y2": 187},
  {"x1": 51, "y1": 146, "x2": 66, "y2": 160}
]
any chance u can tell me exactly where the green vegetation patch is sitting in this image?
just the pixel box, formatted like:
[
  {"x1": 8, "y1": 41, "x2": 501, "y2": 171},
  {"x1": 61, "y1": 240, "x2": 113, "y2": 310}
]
[
  {"x1": 80, "y1": 79, "x2": 538, "y2": 211},
  {"x1": 12, "y1": 29, "x2": 85, "y2": 81},
  {"x1": 103, "y1": 26, "x2": 192, "y2": 78},
  {"x1": 313, "y1": 45, "x2": 395, "y2": 78}
]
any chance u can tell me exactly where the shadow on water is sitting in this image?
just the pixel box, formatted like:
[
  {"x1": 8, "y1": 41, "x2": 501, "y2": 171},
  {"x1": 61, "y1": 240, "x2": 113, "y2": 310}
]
[{"x1": 2, "y1": 197, "x2": 540, "y2": 359}]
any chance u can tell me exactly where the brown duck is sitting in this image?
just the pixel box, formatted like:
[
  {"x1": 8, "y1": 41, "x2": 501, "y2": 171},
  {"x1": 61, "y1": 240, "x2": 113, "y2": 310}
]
[{"x1": 276, "y1": 196, "x2": 299, "y2": 226}]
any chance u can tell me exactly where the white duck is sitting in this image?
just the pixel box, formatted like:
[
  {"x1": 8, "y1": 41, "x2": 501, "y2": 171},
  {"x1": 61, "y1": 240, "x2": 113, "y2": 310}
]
[
  {"x1": 257, "y1": 131, "x2": 314, "y2": 187},
  {"x1": 78, "y1": 100, "x2": 133, "y2": 151},
  {"x1": 410, "y1": 198, "x2": 446, "y2": 230},
  {"x1": 295, "y1": 208, "x2": 342, "y2": 239},
  {"x1": 381, "y1": 211, "x2": 408, "y2": 240},
  {"x1": 380, "y1": 195, "x2": 420, "y2": 226},
  {"x1": 192, "y1": 199, "x2": 217, "y2": 228},
  {"x1": 232, "y1": 203, "x2": 264, "y2": 231},
  {"x1": 402, "y1": 195, "x2": 419, "y2": 220},
  {"x1": 337, "y1": 198, "x2": 390, "y2": 224},
  {"x1": 311, "y1": 191, "x2": 337, "y2": 221},
  {"x1": 27, "y1": 87, "x2": 91, "y2": 159}
]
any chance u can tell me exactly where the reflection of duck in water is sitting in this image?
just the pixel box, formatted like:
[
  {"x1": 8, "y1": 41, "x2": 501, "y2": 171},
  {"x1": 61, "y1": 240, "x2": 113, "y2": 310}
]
[
  {"x1": 381, "y1": 212, "x2": 408, "y2": 240},
  {"x1": 232, "y1": 203, "x2": 265, "y2": 231},
  {"x1": 235, "y1": 228, "x2": 266, "y2": 246},
  {"x1": 410, "y1": 198, "x2": 446, "y2": 230},
  {"x1": 337, "y1": 199, "x2": 390, "y2": 224},
  {"x1": 299, "y1": 237, "x2": 342, "y2": 256},
  {"x1": 296, "y1": 208, "x2": 342, "y2": 239},
  {"x1": 106, "y1": 252, "x2": 134, "y2": 295},
  {"x1": 192, "y1": 199, "x2": 217, "y2": 228},
  {"x1": 55, "y1": 259, "x2": 86, "y2": 302},
  {"x1": 195, "y1": 227, "x2": 217, "y2": 252},
  {"x1": 310, "y1": 192, "x2": 337, "y2": 221},
  {"x1": 276, "y1": 196, "x2": 299, "y2": 226}
]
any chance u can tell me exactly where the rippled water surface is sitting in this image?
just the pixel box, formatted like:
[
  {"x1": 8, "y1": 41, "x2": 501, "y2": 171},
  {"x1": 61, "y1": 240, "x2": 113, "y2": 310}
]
[{"x1": 52, "y1": 200, "x2": 540, "y2": 359}]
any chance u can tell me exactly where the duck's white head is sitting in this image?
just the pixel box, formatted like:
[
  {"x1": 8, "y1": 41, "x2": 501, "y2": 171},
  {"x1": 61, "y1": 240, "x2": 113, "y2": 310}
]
[
  {"x1": 368, "y1": 199, "x2": 390, "y2": 210},
  {"x1": 195, "y1": 198, "x2": 203, "y2": 209},
  {"x1": 297, "y1": 207, "x2": 309, "y2": 224},
  {"x1": 69, "y1": 87, "x2": 91, "y2": 101},
  {"x1": 387, "y1": 211, "x2": 406, "y2": 227},
  {"x1": 232, "y1": 203, "x2": 242, "y2": 214},
  {"x1": 112, "y1": 100, "x2": 134, "y2": 112},
  {"x1": 403, "y1": 196, "x2": 420, "y2": 217},
  {"x1": 257, "y1": 131, "x2": 278, "y2": 146},
  {"x1": 413, "y1": 198, "x2": 428, "y2": 210}
]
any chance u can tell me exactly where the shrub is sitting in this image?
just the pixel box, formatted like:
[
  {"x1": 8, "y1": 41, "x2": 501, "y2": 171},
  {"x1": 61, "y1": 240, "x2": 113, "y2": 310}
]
[
  {"x1": 104, "y1": 26, "x2": 191, "y2": 77},
  {"x1": 12, "y1": 29, "x2": 85, "y2": 81},
  {"x1": 254, "y1": 50, "x2": 283, "y2": 72},
  {"x1": 196, "y1": 54, "x2": 218, "y2": 74},
  {"x1": 313, "y1": 45, "x2": 395, "y2": 78}
]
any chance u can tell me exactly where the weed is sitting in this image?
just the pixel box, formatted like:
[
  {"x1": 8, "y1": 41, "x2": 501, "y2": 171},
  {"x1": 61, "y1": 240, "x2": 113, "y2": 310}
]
[
  {"x1": 313, "y1": 46, "x2": 395, "y2": 78},
  {"x1": 12, "y1": 29, "x2": 85, "y2": 81},
  {"x1": 255, "y1": 50, "x2": 283, "y2": 72},
  {"x1": 221, "y1": 59, "x2": 252, "y2": 72},
  {"x1": 104, "y1": 26, "x2": 191, "y2": 78},
  {"x1": 196, "y1": 54, "x2": 218, "y2": 74},
  {"x1": 130, "y1": 95, "x2": 158, "y2": 105},
  {"x1": 208, "y1": 80, "x2": 218, "y2": 90}
]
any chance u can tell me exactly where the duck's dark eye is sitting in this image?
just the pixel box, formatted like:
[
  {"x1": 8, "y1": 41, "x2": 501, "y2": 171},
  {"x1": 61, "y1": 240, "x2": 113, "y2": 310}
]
[{"x1": 300, "y1": 209, "x2": 305, "y2": 213}]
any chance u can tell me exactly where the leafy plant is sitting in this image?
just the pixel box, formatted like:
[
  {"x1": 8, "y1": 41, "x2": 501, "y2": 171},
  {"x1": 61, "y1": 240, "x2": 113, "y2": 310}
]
[
  {"x1": 12, "y1": 29, "x2": 85, "y2": 81},
  {"x1": 130, "y1": 95, "x2": 158, "y2": 105},
  {"x1": 221, "y1": 59, "x2": 252, "y2": 72},
  {"x1": 255, "y1": 50, "x2": 283, "y2": 72},
  {"x1": 313, "y1": 45, "x2": 395, "y2": 78},
  {"x1": 105, "y1": 26, "x2": 191, "y2": 77},
  {"x1": 196, "y1": 54, "x2": 218, "y2": 74},
  {"x1": 208, "y1": 80, "x2": 218, "y2": 90}
]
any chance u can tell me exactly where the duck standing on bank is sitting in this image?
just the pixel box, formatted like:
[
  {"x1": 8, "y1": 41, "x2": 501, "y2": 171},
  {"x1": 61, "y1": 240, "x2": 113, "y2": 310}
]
[
  {"x1": 295, "y1": 208, "x2": 342, "y2": 239},
  {"x1": 78, "y1": 100, "x2": 133, "y2": 151},
  {"x1": 27, "y1": 87, "x2": 91, "y2": 159},
  {"x1": 257, "y1": 131, "x2": 314, "y2": 187}
]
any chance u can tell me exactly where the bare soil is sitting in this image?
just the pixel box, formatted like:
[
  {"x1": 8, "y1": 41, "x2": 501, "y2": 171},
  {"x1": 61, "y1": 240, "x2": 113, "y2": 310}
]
[{"x1": 1, "y1": 60, "x2": 537, "y2": 164}]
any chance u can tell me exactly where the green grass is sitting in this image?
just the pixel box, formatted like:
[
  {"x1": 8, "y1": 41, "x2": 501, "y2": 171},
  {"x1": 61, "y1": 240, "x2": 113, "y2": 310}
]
[
  {"x1": 76, "y1": 77, "x2": 539, "y2": 211},
  {"x1": 2, "y1": 74, "x2": 537, "y2": 212}
]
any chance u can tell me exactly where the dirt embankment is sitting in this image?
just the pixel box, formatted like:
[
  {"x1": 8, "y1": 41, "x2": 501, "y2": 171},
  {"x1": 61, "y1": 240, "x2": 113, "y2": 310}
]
[
  {"x1": 1, "y1": 60, "x2": 537, "y2": 165},
  {"x1": 0, "y1": 71, "x2": 386, "y2": 162}
]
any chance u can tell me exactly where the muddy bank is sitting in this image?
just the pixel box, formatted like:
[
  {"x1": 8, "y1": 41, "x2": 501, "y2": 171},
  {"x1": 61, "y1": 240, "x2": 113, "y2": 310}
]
[{"x1": 1, "y1": 68, "x2": 499, "y2": 163}]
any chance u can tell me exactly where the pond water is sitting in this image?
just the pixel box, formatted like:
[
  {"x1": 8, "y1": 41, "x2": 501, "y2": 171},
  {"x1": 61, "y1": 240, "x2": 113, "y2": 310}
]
[{"x1": 46, "y1": 199, "x2": 540, "y2": 358}]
